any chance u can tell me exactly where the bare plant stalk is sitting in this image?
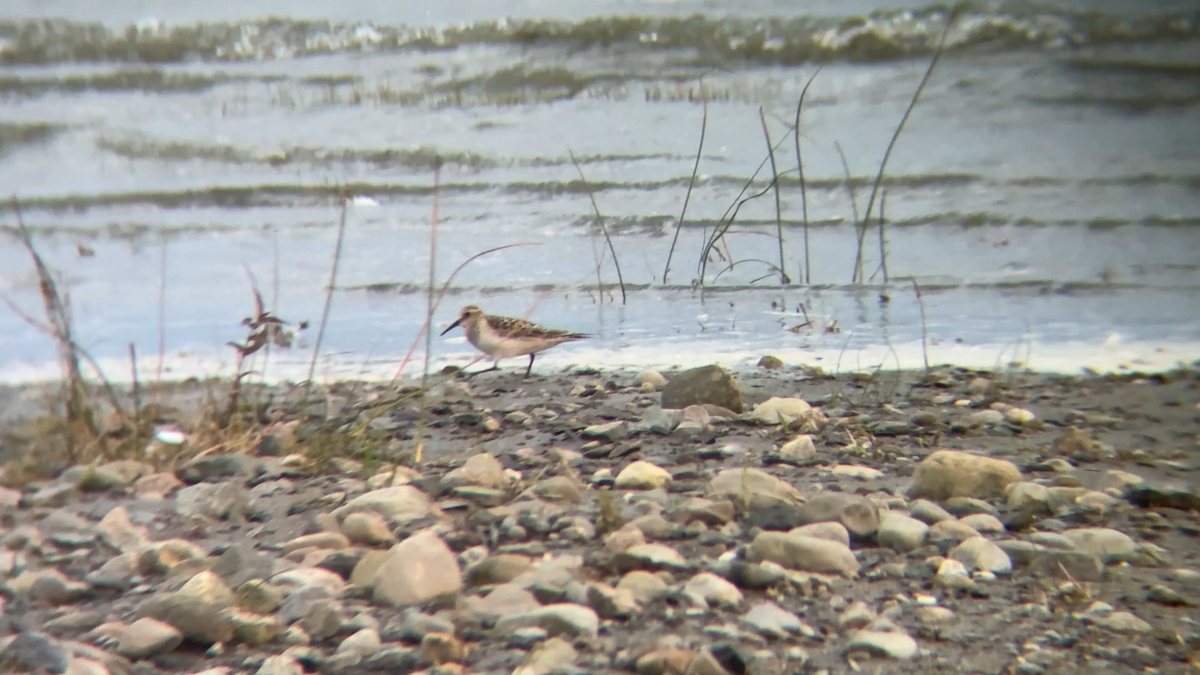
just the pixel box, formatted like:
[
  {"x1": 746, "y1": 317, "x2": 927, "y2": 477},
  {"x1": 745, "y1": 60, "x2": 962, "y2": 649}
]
[
  {"x1": 861, "y1": 15, "x2": 954, "y2": 276},
  {"x1": 263, "y1": 227, "x2": 281, "y2": 384},
  {"x1": 569, "y1": 150, "x2": 627, "y2": 304},
  {"x1": 130, "y1": 341, "x2": 140, "y2": 410},
  {"x1": 1, "y1": 293, "x2": 123, "y2": 418},
  {"x1": 877, "y1": 189, "x2": 889, "y2": 282},
  {"x1": 155, "y1": 239, "x2": 167, "y2": 401},
  {"x1": 696, "y1": 133, "x2": 795, "y2": 283},
  {"x1": 129, "y1": 342, "x2": 140, "y2": 435},
  {"x1": 662, "y1": 76, "x2": 708, "y2": 285},
  {"x1": 759, "y1": 107, "x2": 789, "y2": 285},
  {"x1": 697, "y1": 170, "x2": 794, "y2": 283},
  {"x1": 794, "y1": 68, "x2": 822, "y2": 285},
  {"x1": 415, "y1": 159, "x2": 443, "y2": 464},
  {"x1": 306, "y1": 195, "x2": 349, "y2": 386},
  {"x1": 9, "y1": 196, "x2": 95, "y2": 448},
  {"x1": 911, "y1": 278, "x2": 930, "y2": 372},
  {"x1": 833, "y1": 143, "x2": 865, "y2": 283},
  {"x1": 387, "y1": 242, "x2": 540, "y2": 386}
]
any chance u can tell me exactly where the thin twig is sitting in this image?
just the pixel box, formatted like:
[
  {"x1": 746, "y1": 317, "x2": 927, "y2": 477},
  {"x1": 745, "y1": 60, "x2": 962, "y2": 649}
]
[
  {"x1": 759, "y1": 107, "x2": 789, "y2": 285},
  {"x1": 9, "y1": 196, "x2": 96, "y2": 445},
  {"x1": 697, "y1": 168, "x2": 796, "y2": 283},
  {"x1": 306, "y1": 195, "x2": 349, "y2": 386},
  {"x1": 129, "y1": 342, "x2": 141, "y2": 456},
  {"x1": 876, "y1": 189, "x2": 889, "y2": 282},
  {"x1": 794, "y1": 68, "x2": 822, "y2": 285},
  {"x1": 569, "y1": 149, "x2": 626, "y2": 304},
  {"x1": 911, "y1": 278, "x2": 930, "y2": 372},
  {"x1": 156, "y1": 239, "x2": 167, "y2": 401},
  {"x1": 696, "y1": 132, "x2": 795, "y2": 281},
  {"x1": 663, "y1": 76, "x2": 708, "y2": 285},
  {"x1": 833, "y1": 142, "x2": 865, "y2": 283},
  {"x1": 860, "y1": 14, "x2": 954, "y2": 278},
  {"x1": 1, "y1": 294, "x2": 124, "y2": 417},
  {"x1": 416, "y1": 159, "x2": 442, "y2": 464}
]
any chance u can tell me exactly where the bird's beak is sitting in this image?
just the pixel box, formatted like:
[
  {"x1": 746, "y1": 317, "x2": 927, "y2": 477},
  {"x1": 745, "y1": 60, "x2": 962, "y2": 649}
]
[{"x1": 440, "y1": 318, "x2": 463, "y2": 336}]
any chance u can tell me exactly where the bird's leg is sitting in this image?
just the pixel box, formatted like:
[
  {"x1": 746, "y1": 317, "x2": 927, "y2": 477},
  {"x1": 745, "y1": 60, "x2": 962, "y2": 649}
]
[
  {"x1": 464, "y1": 361, "x2": 501, "y2": 379},
  {"x1": 524, "y1": 353, "x2": 535, "y2": 378}
]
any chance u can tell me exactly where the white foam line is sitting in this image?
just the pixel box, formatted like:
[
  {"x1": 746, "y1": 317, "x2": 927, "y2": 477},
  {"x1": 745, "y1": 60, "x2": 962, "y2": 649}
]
[{"x1": 1, "y1": 337, "x2": 1197, "y2": 386}]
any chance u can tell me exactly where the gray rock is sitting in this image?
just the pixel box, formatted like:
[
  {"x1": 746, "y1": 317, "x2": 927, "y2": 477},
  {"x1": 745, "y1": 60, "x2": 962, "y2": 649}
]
[
  {"x1": 909, "y1": 499, "x2": 955, "y2": 524},
  {"x1": 1126, "y1": 482, "x2": 1200, "y2": 511},
  {"x1": 439, "y1": 453, "x2": 508, "y2": 490},
  {"x1": 636, "y1": 370, "x2": 668, "y2": 390},
  {"x1": 341, "y1": 511, "x2": 397, "y2": 547},
  {"x1": 370, "y1": 530, "x2": 462, "y2": 607},
  {"x1": 660, "y1": 365, "x2": 744, "y2": 413},
  {"x1": 877, "y1": 512, "x2": 929, "y2": 552},
  {"x1": 1092, "y1": 611, "x2": 1152, "y2": 634},
  {"x1": 944, "y1": 497, "x2": 999, "y2": 517},
  {"x1": 585, "y1": 582, "x2": 638, "y2": 619},
  {"x1": 791, "y1": 522, "x2": 850, "y2": 547},
  {"x1": 1005, "y1": 482, "x2": 1052, "y2": 513},
  {"x1": 3, "y1": 569, "x2": 91, "y2": 605},
  {"x1": 1146, "y1": 584, "x2": 1192, "y2": 607},
  {"x1": 949, "y1": 537, "x2": 1012, "y2": 574},
  {"x1": 1026, "y1": 549, "x2": 1105, "y2": 582},
  {"x1": 843, "y1": 619, "x2": 918, "y2": 659},
  {"x1": 461, "y1": 584, "x2": 542, "y2": 624},
  {"x1": 96, "y1": 506, "x2": 150, "y2": 552},
  {"x1": 682, "y1": 573, "x2": 743, "y2": 610},
  {"x1": 1028, "y1": 532, "x2": 1075, "y2": 550},
  {"x1": 582, "y1": 421, "x2": 630, "y2": 442},
  {"x1": 116, "y1": 618, "x2": 183, "y2": 659},
  {"x1": 927, "y1": 519, "x2": 980, "y2": 544},
  {"x1": 175, "y1": 482, "x2": 256, "y2": 521},
  {"x1": 906, "y1": 450, "x2": 1021, "y2": 501},
  {"x1": 331, "y1": 486, "x2": 437, "y2": 527},
  {"x1": 631, "y1": 406, "x2": 678, "y2": 435},
  {"x1": 299, "y1": 599, "x2": 344, "y2": 641},
  {"x1": 39, "y1": 510, "x2": 95, "y2": 547},
  {"x1": 139, "y1": 592, "x2": 234, "y2": 644},
  {"x1": 335, "y1": 628, "x2": 382, "y2": 662},
  {"x1": 746, "y1": 531, "x2": 859, "y2": 576},
  {"x1": 361, "y1": 646, "x2": 419, "y2": 672},
  {"x1": 793, "y1": 493, "x2": 880, "y2": 540},
  {"x1": 747, "y1": 397, "x2": 817, "y2": 425},
  {"x1": 493, "y1": 603, "x2": 599, "y2": 638},
  {"x1": 742, "y1": 601, "x2": 810, "y2": 640},
  {"x1": 382, "y1": 608, "x2": 456, "y2": 643},
  {"x1": 177, "y1": 454, "x2": 264, "y2": 484},
  {"x1": 769, "y1": 434, "x2": 817, "y2": 466},
  {"x1": 211, "y1": 542, "x2": 277, "y2": 588},
  {"x1": 75, "y1": 460, "x2": 151, "y2": 491},
  {"x1": 615, "y1": 571, "x2": 670, "y2": 605},
  {"x1": 612, "y1": 543, "x2": 688, "y2": 572},
  {"x1": 1062, "y1": 528, "x2": 1136, "y2": 563},
  {"x1": 22, "y1": 482, "x2": 77, "y2": 508},
  {"x1": 279, "y1": 586, "x2": 335, "y2": 625},
  {"x1": 959, "y1": 513, "x2": 1005, "y2": 534},
  {"x1": 257, "y1": 654, "x2": 303, "y2": 675},
  {"x1": 614, "y1": 461, "x2": 672, "y2": 491},
  {"x1": 0, "y1": 632, "x2": 70, "y2": 674},
  {"x1": 42, "y1": 610, "x2": 104, "y2": 638}
]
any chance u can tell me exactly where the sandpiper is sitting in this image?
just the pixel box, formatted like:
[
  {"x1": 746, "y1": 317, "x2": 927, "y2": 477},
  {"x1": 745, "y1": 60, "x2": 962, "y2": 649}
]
[{"x1": 440, "y1": 305, "x2": 587, "y2": 377}]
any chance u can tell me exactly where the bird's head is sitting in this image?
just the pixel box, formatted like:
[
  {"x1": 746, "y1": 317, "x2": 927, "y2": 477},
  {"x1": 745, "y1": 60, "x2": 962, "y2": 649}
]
[{"x1": 441, "y1": 305, "x2": 483, "y2": 336}]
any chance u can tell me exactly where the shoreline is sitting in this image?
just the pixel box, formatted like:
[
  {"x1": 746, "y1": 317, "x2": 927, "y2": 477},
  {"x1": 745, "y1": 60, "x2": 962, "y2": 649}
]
[{"x1": 0, "y1": 357, "x2": 1198, "y2": 672}]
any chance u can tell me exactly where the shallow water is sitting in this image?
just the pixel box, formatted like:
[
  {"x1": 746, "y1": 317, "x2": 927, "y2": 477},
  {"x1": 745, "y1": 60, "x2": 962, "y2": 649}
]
[{"x1": 2, "y1": 0, "x2": 1199, "y2": 381}]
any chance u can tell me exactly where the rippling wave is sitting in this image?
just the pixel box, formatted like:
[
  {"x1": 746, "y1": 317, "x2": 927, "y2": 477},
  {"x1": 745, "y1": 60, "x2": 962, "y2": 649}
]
[{"x1": 2, "y1": 2, "x2": 1196, "y2": 66}]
